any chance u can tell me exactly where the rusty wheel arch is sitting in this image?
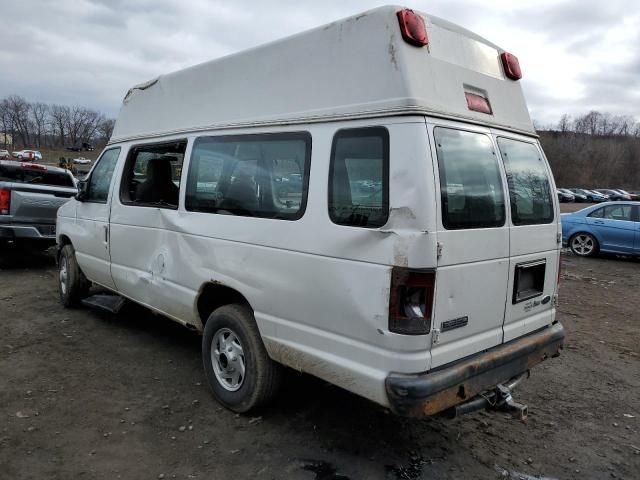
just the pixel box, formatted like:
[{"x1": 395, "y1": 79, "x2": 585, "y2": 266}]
[{"x1": 196, "y1": 282, "x2": 253, "y2": 328}]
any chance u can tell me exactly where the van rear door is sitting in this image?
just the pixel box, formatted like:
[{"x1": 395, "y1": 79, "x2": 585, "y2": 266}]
[
  {"x1": 427, "y1": 122, "x2": 511, "y2": 368},
  {"x1": 494, "y1": 134, "x2": 559, "y2": 342}
]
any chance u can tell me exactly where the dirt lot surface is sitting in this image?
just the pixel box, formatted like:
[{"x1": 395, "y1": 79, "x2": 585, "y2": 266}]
[{"x1": 1, "y1": 242, "x2": 639, "y2": 479}]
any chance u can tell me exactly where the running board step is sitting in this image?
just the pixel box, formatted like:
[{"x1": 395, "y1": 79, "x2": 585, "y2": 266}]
[{"x1": 81, "y1": 294, "x2": 126, "y2": 314}]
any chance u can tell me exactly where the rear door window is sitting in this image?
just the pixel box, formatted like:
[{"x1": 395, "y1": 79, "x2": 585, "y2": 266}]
[
  {"x1": 497, "y1": 137, "x2": 554, "y2": 226},
  {"x1": 434, "y1": 127, "x2": 505, "y2": 230}
]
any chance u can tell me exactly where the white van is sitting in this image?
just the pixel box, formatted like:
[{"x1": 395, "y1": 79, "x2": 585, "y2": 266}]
[{"x1": 56, "y1": 6, "x2": 564, "y2": 417}]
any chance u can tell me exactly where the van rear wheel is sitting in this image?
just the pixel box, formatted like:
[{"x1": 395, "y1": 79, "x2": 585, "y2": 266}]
[
  {"x1": 202, "y1": 304, "x2": 282, "y2": 413},
  {"x1": 58, "y1": 244, "x2": 90, "y2": 307}
]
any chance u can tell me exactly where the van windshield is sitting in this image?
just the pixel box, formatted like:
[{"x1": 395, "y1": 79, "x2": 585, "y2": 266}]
[{"x1": 497, "y1": 138, "x2": 554, "y2": 226}]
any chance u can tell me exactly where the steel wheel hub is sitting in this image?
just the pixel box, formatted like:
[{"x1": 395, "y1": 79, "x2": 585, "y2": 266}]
[
  {"x1": 211, "y1": 328, "x2": 245, "y2": 391},
  {"x1": 59, "y1": 257, "x2": 68, "y2": 295}
]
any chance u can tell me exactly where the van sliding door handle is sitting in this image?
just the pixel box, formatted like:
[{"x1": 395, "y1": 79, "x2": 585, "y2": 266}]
[{"x1": 104, "y1": 225, "x2": 109, "y2": 243}]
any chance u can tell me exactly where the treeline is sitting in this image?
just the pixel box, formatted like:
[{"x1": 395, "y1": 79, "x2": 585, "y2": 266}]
[
  {"x1": 539, "y1": 111, "x2": 640, "y2": 189},
  {"x1": 0, "y1": 95, "x2": 115, "y2": 150}
]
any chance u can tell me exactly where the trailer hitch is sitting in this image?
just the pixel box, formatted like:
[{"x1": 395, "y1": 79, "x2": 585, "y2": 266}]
[{"x1": 444, "y1": 371, "x2": 529, "y2": 420}]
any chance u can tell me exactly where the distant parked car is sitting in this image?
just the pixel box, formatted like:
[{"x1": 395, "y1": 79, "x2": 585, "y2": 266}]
[
  {"x1": 585, "y1": 189, "x2": 610, "y2": 201},
  {"x1": 594, "y1": 189, "x2": 630, "y2": 201},
  {"x1": 556, "y1": 189, "x2": 575, "y2": 202},
  {"x1": 613, "y1": 189, "x2": 640, "y2": 201},
  {"x1": 561, "y1": 202, "x2": 640, "y2": 257},
  {"x1": 560, "y1": 188, "x2": 586, "y2": 202},
  {"x1": 0, "y1": 160, "x2": 77, "y2": 249},
  {"x1": 67, "y1": 142, "x2": 95, "y2": 152},
  {"x1": 0, "y1": 149, "x2": 10, "y2": 159},
  {"x1": 12, "y1": 149, "x2": 42, "y2": 161},
  {"x1": 568, "y1": 188, "x2": 607, "y2": 202},
  {"x1": 72, "y1": 157, "x2": 92, "y2": 165}
]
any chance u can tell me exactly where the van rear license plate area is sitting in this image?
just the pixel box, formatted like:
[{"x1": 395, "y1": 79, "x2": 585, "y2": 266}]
[{"x1": 513, "y1": 260, "x2": 546, "y2": 304}]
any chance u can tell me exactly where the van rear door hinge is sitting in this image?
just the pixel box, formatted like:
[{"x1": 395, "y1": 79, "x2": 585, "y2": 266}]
[
  {"x1": 437, "y1": 241, "x2": 443, "y2": 259},
  {"x1": 557, "y1": 233, "x2": 562, "y2": 244}
]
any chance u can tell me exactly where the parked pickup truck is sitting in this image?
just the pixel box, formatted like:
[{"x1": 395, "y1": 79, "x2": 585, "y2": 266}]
[{"x1": 1, "y1": 160, "x2": 77, "y2": 249}]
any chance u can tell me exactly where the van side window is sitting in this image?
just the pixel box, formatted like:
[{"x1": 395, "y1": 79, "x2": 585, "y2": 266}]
[
  {"x1": 119, "y1": 141, "x2": 187, "y2": 208},
  {"x1": 185, "y1": 132, "x2": 311, "y2": 220},
  {"x1": 497, "y1": 137, "x2": 554, "y2": 226},
  {"x1": 87, "y1": 148, "x2": 121, "y2": 203},
  {"x1": 328, "y1": 127, "x2": 389, "y2": 228},
  {"x1": 434, "y1": 128, "x2": 505, "y2": 229}
]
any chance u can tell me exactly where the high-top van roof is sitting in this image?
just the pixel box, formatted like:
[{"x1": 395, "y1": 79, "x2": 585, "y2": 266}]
[{"x1": 111, "y1": 5, "x2": 534, "y2": 143}]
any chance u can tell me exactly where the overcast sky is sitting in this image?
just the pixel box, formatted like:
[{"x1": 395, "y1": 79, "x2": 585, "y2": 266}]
[{"x1": 0, "y1": 0, "x2": 638, "y2": 126}]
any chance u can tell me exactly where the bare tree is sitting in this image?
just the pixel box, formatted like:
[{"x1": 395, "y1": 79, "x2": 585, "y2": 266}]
[
  {"x1": 49, "y1": 104, "x2": 70, "y2": 147},
  {"x1": 6, "y1": 95, "x2": 33, "y2": 147},
  {"x1": 98, "y1": 118, "x2": 116, "y2": 143},
  {"x1": 30, "y1": 102, "x2": 49, "y2": 148}
]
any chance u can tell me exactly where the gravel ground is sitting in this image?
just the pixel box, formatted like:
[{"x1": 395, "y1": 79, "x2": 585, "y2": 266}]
[{"x1": 1, "y1": 238, "x2": 638, "y2": 479}]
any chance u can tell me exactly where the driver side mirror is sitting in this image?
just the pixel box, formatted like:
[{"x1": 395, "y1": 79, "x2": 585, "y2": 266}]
[{"x1": 76, "y1": 180, "x2": 89, "y2": 201}]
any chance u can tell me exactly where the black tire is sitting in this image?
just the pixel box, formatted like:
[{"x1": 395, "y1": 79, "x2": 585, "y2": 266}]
[
  {"x1": 569, "y1": 232, "x2": 599, "y2": 257},
  {"x1": 202, "y1": 304, "x2": 282, "y2": 413},
  {"x1": 58, "y1": 244, "x2": 90, "y2": 307}
]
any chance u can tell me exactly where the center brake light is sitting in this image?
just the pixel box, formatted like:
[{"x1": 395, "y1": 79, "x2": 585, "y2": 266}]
[
  {"x1": 397, "y1": 9, "x2": 428, "y2": 47},
  {"x1": 0, "y1": 188, "x2": 10, "y2": 215},
  {"x1": 389, "y1": 267, "x2": 435, "y2": 335},
  {"x1": 22, "y1": 162, "x2": 47, "y2": 171},
  {"x1": 465, "y1": 92, "x2": 492, "y2": 115}
]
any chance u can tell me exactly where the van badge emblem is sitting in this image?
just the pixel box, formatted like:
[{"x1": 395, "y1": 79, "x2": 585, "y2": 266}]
[{"x1": 441, "y1": 316, "x2": 468, "y2": 332}]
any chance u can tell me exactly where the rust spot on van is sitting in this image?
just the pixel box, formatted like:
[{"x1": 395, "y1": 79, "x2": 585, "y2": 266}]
[
  {"x1": 388, "y1": 35, "x2": 399, "y2": 70},
  {"x1": 386, "y1": 324, "x2": 565, "y2": 417},
  {"x1": 265, "y1": 339, "x2": 357, "y2": 389}
]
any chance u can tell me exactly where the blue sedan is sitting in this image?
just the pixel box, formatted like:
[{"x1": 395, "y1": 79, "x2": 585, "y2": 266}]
[{"x1": 561, "y1": 202, "x2": 640, "y2": 257}]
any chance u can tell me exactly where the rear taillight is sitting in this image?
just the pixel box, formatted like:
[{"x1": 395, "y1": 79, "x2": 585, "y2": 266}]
[
  {"x1": 389, "y1": 267, "x2": 435, "y2": 335},
  {"x1": 0, "y1": 188, "x2": 10, "y2": 215},
  {"x1": 501, "y1": 52, "x2": 522, "y2": 80},
  {"x1": 397, "y1": 9, "x2": 428, "y2": 47}
]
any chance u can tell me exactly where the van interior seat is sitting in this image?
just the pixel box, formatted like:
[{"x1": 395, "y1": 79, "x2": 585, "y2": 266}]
[
  {"x1": 136, "y1": 157, "x2": 179, "y2": 205},
  {"x1": 223, "y1": 175, "x2": 258, "y2": 211}
]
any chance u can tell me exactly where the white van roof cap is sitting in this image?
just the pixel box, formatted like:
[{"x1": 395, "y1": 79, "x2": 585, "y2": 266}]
[{"x1": 111, "y1": 5, "x2": 535, "y2": 143}]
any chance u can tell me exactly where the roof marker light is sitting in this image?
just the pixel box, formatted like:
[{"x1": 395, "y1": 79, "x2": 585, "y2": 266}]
[
  {"x1": 501, "y1": 52, "x2": 522, "y2": 80},
  {"x1": 397, "y1": 9, "x2": 428, "y2": 47}
]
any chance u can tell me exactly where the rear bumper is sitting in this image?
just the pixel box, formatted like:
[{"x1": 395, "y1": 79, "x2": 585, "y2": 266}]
[
  {"x1": 385, "y1": 322, "x2": 565, "y2": 417},
  {"x1": 0, "y1": 224, "x2": 56, "y2": 241}
]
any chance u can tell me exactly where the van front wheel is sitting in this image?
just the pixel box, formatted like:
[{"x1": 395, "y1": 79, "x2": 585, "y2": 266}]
[
  {"x1": 58, "y1": 244, "x2": 90, "y2": 307},
  {"x1": 202, "y1": 304, "x2": 282, "y2": 413}
]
